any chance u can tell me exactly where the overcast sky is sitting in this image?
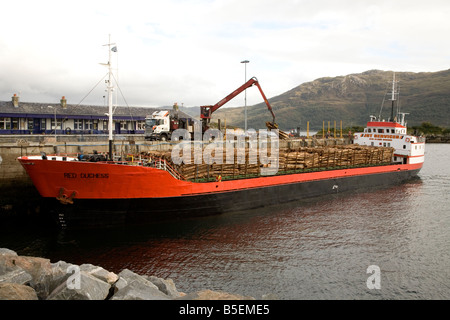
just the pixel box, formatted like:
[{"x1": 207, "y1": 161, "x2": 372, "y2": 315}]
[{"x1": 1, "y1": 0, "x2": 449, "y2": 109}]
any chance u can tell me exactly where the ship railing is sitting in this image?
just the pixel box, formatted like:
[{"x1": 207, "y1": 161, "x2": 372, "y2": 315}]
[
  {"x1": 152, "y1": 158, "x2": 185, "y2": 181},
  {"x1": 37, "y1": 152, "x2": 186, "y2": 180},
  {"x1": 105, "y1": 156, "x2": 185, "y2": 181}
]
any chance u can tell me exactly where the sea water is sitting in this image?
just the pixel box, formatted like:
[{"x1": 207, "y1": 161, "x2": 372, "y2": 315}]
[{"x1": 1, "y1": 144, "x2": 449, "y2": 299}]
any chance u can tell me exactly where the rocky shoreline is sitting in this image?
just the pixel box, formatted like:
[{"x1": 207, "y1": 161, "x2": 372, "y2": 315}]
[{"x1": 0, "y1": 248, "x2": 255, "y2": 300}]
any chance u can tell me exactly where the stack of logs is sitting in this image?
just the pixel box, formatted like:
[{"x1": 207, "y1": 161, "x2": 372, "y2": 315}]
[
  {"x1": 265, "y1": 122, "x2": 290, "y2": 140},
  {"x1": 139, "y1": 144, "x2": 394, "y2": 181}
]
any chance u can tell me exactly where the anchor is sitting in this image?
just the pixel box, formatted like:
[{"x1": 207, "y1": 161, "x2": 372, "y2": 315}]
[{"x1": 56, "y1": 188, "x2": 76, "y2": 205}]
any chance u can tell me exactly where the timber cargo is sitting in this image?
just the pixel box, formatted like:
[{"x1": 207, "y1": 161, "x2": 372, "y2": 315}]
[{"x1": 139, "y1": 144, "x2": 395, "y2": 182}]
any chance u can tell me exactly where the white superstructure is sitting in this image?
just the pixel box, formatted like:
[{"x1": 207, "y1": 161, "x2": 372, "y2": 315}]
[{"x1": 353, "y1": 73, "x2": 425, "y2": 165}]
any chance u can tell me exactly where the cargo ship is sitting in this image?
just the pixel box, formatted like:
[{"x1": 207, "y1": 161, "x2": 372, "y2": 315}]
[{"x1": 17, "y1": 45, "x2": 425, "y2": 228}]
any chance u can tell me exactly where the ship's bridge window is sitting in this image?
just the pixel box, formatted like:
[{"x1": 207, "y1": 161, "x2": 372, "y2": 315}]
[{"x1": 378, "y1": 129, "x2": 384, "y2": 133}]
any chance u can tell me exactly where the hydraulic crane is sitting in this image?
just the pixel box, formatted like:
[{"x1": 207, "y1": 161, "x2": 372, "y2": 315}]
[{"x1": 200, "y1": 77, "x2": 276, "y2": 132}]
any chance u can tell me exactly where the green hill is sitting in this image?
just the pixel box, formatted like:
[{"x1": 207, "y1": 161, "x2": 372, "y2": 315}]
[{"x1": 210, "y1": 69, "x2": 450, "y2": 131}]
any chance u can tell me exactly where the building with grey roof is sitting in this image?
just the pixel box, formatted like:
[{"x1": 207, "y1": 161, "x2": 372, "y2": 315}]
[{"x1": 0, "y1": 94, "x2": 194, "y2": 135}]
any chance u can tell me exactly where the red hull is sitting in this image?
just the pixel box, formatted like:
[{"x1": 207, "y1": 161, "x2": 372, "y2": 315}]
[{"x1": 18, "y1": 156, "x2": 423, "y2": 200}]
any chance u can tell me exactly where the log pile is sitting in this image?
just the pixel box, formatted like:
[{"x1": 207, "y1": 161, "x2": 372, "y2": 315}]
[
  {"x1": 277, "y1": 145, "x2": 393, "y2": 171},
  {"x1": 265, "y1": 122, "x2": 290, "y2": 140},
  {"x1": 138, "y1": 144, "x2": 394, "y2": 181}
]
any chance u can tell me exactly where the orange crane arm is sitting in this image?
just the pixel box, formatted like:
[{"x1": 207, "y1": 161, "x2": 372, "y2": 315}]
[{"x1": 200, "y1": 77, "x2": 275, "y2": 131}]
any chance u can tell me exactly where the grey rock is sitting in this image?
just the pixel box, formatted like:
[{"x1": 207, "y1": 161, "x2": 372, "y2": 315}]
[
  {"x1": 117, "y1": 269, "x2": 159, "y2": 291},
  {"x1": 146, "y1": 275, "x2": 184, "y2": 298},
  {"x1": 111, "y1": 279, "x2": 170, "y2": 300},
  {"x1": 34, "y1": 260, "x2": 77, "y2": 299},
  {"x1": 46, "y1": 271, "x2": 111, "y2": 300},
  {"x1": 80, "y1": 263, "x2": 119, "y2": 285},
  {"x1": 0, "y1": 248, "x2": 18, "y2": 256},
  {"x1": 0, "y1": 251, "x2": 52, "y2": 299},
  {"x1": 0, "y1": 283, "x2": 38, "y2": 300},
  {"x1": 0, "y1": 269, "x2": 33, "y2": 285}
]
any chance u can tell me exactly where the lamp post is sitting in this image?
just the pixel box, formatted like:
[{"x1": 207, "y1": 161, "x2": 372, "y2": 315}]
[{"x1": 241, "y1": 60, "x2": 249, "y2": 131}]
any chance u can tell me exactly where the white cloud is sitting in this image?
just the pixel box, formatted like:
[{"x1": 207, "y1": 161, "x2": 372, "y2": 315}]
[{"x1": 1, "y1": 0, "x2": 449, "y2": 109}]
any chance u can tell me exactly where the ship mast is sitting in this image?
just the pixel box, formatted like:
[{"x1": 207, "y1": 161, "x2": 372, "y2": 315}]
[
  {"x1": 103, "y1": 35, "x2": 116, "y2": 160},
  {"x1": 389, "y1": 72, "x2": 397, "y2": 122}
]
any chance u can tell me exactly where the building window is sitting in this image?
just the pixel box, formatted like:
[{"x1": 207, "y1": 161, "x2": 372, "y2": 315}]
[
  {"x1": 378, "y1": 129, "x2": 384, "y2": 133},
  {"x1": 0, "y1": 117, "x2": 11, "y2": 130},
  {"x1": 120, "y1": 121, "x2": 128, "y2": 130},
  {"x1": 85, "y1": 120, "x2": 93, "y2": 130},
  {"x1": 74, "y1": 119, "x2": 82, "y2": 130},
  {"x1": 50, "y1": 118, "x2": 62, "y2": 130},
  {"x1": 137, "y1": 121, "x2": 145, "y2": 130},
  {"x1": 41, "y1": 119, "x2": 46, "y2": 130},
  {"x1": 27, "y1": 119, "x2": 34, "y2": 130},
  {"x1": 11, "y1": 118, "x2": 19, "y2": 130}
]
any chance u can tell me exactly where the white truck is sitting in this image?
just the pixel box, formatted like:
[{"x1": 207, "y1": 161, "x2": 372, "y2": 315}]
[{"x1": 144, "y1": 110, "x2": 196, "y2": 141}]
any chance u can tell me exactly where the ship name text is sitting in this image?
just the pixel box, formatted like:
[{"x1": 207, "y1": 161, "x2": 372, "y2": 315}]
[
  {"x1": 360, "y1": 134, "x2": 402, "y2": 139},
  {"x1": 63, "y1": 173, "x2": 109, "y2": 179}
]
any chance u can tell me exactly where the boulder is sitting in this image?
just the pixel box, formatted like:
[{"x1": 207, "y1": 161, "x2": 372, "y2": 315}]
[
  {"x1": 0, "y1": 248, "x2": 18, "y2": 257},
  {"x1": 117, "y1": 269, "x2": 159, "y2": 291},
  {"x1": 110, "y1": 269, "x2": 171, "y2": 300},
  {"x1": 110, "y1": 279, "x2": 170, "y2": 300},
  {"x1": 0, "y1": 254, "x2": 52, "y2": 287},
  {"x1": 80, "y1": 264, "x2": 119, "y2": 285},
  {"x1": 0, "y1": 250, "x2": 52, "y2": 297},
  {"x1": 0, "y1": 283, "x2": 38, "y2": 300},
  {"x1": 46, "y1": 271, "x2": 111, "y2": 300},
  {"x1": 31, "y1": 260, "x2": 78, "y2": 300},
  {"x1": 146, "y1": 275, "x2": 185, "y2": 298},
  {"x1": 1, "y1": 255, "x2": 51, "y2": 280},
  {"x1": 0, "y1": 269, "x2": 33, "y2": 285}
]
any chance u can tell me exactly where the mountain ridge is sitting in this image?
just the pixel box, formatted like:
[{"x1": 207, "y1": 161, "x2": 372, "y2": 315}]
[{"x1": 192, "y1": 69, "x2": 450, "y2": 130}]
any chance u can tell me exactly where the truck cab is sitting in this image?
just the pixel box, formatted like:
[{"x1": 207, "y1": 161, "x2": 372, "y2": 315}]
[
  {"x1": 145, "y1": 111, "x2": 171, "y2": 141},
  {"x1": 145, "y1": 110, "x2": 195, "y2": 141}
]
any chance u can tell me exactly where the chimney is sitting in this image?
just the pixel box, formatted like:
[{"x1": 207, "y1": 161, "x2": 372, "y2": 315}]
[
  {"x1": 60, "y1": 96, "x2": 67, "y2": 109},
  {"x1": 12, "y1": 94, "x2": 19, "y2": 108}
]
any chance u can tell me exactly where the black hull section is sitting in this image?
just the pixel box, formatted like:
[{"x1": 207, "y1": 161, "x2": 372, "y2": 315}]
[{"x1": 52, "y1": 168, "x2": 421, "y2": 229}]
